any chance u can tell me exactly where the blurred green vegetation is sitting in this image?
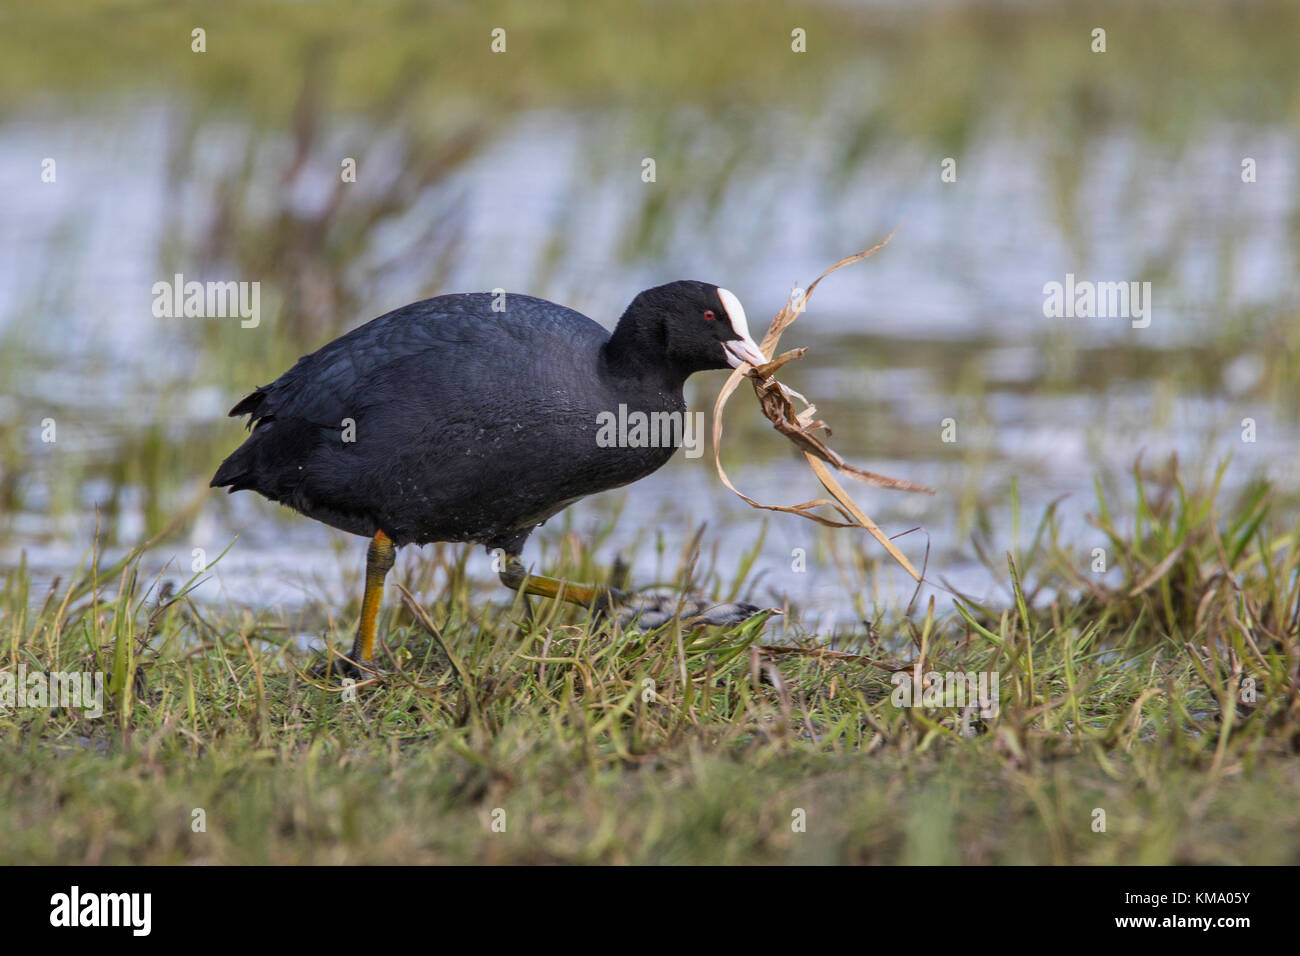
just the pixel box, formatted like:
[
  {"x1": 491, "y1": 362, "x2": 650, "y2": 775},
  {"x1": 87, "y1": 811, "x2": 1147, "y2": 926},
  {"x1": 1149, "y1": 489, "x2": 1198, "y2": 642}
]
[{"x1": 4, "y1": 0, "x2": 1299, "y2": 130}]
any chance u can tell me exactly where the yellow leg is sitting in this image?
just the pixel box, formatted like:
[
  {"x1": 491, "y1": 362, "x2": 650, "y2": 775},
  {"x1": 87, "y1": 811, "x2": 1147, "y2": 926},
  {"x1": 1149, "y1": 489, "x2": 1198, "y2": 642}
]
[
  {"x1": 495, "y1": 551, "x2": 768, "y2": 630},
  {"x1": 349, "y1": 530, "x2": 396, "y2": 664},
  {"x1": 497, "y1": 552, "x2": 622, "y2": 611}
]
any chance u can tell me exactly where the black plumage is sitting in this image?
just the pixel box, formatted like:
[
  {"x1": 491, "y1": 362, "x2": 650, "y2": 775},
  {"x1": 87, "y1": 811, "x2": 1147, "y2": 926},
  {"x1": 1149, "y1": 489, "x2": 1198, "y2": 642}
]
[{"x1": 212, "y1": 281, "x2": 768, "y2": 557}]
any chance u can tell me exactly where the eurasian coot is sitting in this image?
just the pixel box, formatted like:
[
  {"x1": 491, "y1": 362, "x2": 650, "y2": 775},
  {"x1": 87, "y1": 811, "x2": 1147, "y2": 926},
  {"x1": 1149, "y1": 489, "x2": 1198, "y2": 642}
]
[{"x1": 211, "y1": 281, "x2": 771, "y2": 676}]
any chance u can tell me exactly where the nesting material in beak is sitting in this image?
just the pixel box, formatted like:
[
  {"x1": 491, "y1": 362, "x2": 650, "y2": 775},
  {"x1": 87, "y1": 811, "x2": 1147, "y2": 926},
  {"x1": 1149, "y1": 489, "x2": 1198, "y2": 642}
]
[{"x1": 710, "y1": 232, "x2": 935, "y2": 585}]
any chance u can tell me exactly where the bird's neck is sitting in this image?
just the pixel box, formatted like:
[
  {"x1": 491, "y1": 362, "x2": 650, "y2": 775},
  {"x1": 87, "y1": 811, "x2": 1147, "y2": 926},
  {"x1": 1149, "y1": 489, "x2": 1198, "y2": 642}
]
[{"x1": 602, "y1": 319, "x2": 689, "y2": 393}]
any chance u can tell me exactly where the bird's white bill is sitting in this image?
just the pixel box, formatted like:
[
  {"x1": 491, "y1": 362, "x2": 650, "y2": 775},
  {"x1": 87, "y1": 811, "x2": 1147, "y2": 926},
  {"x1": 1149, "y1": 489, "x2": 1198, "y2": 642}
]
[
  {"x1": 717, "y1": 287, "x2": 768, "y2": 369},
  {"x1": 724, "y1": 335, "x2": 768, "y2": 369}
]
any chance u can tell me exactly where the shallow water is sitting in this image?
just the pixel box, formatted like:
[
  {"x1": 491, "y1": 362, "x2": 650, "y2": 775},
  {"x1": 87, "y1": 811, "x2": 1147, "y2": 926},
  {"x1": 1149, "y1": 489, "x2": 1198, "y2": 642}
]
[{"x1": 2, "y1": 64, "x2": 1297, "y2": 635}]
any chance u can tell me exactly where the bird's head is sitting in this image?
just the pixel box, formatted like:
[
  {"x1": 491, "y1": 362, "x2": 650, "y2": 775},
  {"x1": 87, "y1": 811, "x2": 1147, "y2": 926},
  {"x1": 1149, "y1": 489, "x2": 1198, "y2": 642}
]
[{"x1": 608, "y1": 280, "x2": 768, "y2": 381}]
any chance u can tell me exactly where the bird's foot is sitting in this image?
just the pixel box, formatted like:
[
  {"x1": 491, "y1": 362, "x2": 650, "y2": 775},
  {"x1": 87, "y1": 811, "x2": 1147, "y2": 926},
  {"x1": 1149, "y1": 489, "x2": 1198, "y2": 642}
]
[
  {"x1": 603, "y1": 586, "x2": 777, "y2": 630},
  {"x1": 309, "y1": 653, "x2": 384, "y2": 684}
]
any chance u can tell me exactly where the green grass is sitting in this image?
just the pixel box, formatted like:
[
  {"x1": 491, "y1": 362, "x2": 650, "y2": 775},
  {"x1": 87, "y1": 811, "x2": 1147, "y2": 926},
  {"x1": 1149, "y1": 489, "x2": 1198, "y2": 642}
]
[{"x1": 2, "y1": 459, "x2": 1297, "y2": 864}]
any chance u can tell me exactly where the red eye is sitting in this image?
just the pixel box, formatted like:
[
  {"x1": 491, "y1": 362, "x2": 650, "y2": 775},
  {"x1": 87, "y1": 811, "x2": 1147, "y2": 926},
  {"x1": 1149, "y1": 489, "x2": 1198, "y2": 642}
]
[{"x1": 703, "y1": 310, "x2": 715, "y2": 321}]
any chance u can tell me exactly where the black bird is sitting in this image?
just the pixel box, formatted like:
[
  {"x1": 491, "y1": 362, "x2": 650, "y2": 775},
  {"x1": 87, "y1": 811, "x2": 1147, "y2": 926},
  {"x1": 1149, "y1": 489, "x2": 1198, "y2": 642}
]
[{"x1": 211, "y1": 281, "x2": 772, "y2": 676}]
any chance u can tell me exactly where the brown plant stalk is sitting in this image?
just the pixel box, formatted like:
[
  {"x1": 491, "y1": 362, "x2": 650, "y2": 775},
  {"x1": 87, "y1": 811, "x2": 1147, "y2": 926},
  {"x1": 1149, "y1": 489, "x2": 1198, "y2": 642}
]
[{"x1": 711, "y1": 230, "x2": 934, "y2": 582}]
